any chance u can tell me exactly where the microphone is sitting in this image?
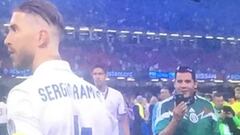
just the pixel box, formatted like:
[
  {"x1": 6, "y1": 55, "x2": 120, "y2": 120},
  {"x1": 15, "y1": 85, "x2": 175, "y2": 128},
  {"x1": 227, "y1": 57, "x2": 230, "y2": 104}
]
[{"x1": 173, "y1": 90, "x2": 195, "y2": 106}]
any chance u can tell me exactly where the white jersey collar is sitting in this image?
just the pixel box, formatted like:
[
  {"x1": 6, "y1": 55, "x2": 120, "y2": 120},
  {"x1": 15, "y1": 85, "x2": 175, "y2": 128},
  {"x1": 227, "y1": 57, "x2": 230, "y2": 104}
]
[{"x1": 33, "y1": 60, "x2": 72, "y2": 75}]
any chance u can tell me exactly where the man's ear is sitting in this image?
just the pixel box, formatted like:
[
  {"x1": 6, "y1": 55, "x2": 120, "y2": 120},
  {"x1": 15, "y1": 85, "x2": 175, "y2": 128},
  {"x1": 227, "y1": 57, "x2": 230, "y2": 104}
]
[
  {"x1": 38, "y1": 30, "x2": 49, "y2": 48},
  {"x1": 173, "y1": 79, "x2": 176, "y2": 88},
  {"x1": 194, "y1": 81, "x2": 198, "y2": 89}
]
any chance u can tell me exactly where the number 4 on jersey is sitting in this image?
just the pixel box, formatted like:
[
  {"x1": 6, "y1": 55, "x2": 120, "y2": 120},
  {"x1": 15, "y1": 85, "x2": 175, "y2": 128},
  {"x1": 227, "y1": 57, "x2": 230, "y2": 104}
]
[{"x1": 74, "y1": 115, "x2": 92, "y2": 135}]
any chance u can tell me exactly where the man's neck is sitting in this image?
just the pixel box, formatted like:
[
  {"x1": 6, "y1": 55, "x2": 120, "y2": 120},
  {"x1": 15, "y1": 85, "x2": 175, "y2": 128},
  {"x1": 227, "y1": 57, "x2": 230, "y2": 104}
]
[
  {"x1": 32, "y1": 52, "x2": 61, "y2": 72},
  {"x1": 96, "y1": 85, "x2": 108, "y2": 93}
]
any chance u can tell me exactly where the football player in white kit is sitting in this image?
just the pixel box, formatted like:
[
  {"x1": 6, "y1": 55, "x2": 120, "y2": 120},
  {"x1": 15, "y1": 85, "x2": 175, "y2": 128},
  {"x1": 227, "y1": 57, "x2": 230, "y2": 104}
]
[
  {"x1": 4, "y1": 0, "x2": 115, "y2": 135},
  {"x1": 91, "y1": 66, "x2": 130, "y2": 135},
  {"x1": 0, "y1": 100, "x2": 7, "y2": 135}
]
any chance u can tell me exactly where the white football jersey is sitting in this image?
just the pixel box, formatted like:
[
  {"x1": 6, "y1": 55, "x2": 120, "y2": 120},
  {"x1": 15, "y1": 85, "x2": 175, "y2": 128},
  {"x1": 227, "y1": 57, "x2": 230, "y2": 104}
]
[
  {"x1": 104, "y1": 87, "x2": 128, "y2": 135},
  {"x1": 0, "y1": 102, "x2": 7, "y2": 124},
  {"x1": 7, "y1": 60, "x2": 116, "y2": 135}
]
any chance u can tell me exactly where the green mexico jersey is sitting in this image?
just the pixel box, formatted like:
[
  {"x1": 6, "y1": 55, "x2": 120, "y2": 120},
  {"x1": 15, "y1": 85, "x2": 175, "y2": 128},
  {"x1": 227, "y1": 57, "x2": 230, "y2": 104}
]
[{"x1": 152, "y1": 95, "x2": 220, "y2": 135}]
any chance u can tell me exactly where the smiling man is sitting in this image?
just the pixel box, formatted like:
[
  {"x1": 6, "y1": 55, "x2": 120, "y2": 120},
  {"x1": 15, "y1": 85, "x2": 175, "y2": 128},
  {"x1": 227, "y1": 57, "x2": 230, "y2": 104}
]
[
  {"x1": 152, "y1": 66, "x2": 219, "y2": 135},
  {"x1": 91, "y1": 65, "x2": 130, "y2": 135}
]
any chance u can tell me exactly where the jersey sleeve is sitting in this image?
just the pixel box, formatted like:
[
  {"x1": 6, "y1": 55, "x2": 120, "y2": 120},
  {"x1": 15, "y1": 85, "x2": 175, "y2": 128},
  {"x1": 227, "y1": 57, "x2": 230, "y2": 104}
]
[
  {"x1": 151, "y1": 104, "x2": 157, "y2": 134},
  {"x1": 233, "y1": 116, "x2": 240, "y2": 127},
  {"x1": 0, "y1": 102, "x2": 7, "y2": 124},
  {"x1": 117, "y1": 93, "x2": 128, "y2": 115},
  {"x1": 207, "y1": 102, "x2": 220, "y2": 135},
  {"x1": 152, "y1": 102, "x2": 172, "y2": 135},
  {"x1": 7, "y1": 89, "x2": 42, "y2": 135}
]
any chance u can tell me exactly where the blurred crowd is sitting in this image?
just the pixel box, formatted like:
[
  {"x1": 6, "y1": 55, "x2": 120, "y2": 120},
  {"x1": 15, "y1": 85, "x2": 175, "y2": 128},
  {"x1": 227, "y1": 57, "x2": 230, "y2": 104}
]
[
  {"x1": 1, "y1": 41, "x2": 240, "y2": 78},
  {"x1": 124, "y1": 86, "x2": 240, "y2": 135}
]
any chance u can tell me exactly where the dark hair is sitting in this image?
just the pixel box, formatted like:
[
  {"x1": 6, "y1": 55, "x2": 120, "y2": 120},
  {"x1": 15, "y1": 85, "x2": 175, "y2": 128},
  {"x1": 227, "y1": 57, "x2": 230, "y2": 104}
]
[
  {"x1": 161, "y1": 86, "x2": 172, "y2": 93},
  {"x1": 15, "y1": 0, "x2": 64, "y2": 38},
  {"x1": 92, "y1": 65, "x2": 107, "y2": 73},
  {"x1": 213, "y1": 92, "x2": 224, "y2": 98},
  {"x1": 175, "y1": 66, "x2": 196, "y2": 81},
  {"x1": 222, "y1": 105, "x2": 235, "y2": 116}
]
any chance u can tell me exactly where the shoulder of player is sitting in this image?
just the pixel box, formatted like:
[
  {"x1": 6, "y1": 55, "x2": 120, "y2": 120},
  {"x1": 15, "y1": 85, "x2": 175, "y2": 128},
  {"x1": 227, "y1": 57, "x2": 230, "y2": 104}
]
[
  {"x1": 156, "y1": 96, "x2": 174, "y2": 108},
  {"x1": 153, "y1": 97, "x2": 174, "y2": 126},
  {"x1": 79, "y1": 78, "x2": 95, "y2": 86},
  {"x1": 196, "y1": 95, "x2": 213, "y2": 107},
  {"x1": 196, "y1": 95, "x2": 209, "y2": 102},
  {"x1": 162, "y1": 96, "x2": 174, "y2": 104},
  {"x1": 77, "y1": 78, "x2": 99, "y2": 90},
  {"x1": 108, "y1": 87, "x2": 124, "y2": 97},
  {"x1": 9, "y1": 76, "x2": 35, "y2": 93},
  {"x1": 108, "y1": 87, "x2": 121, "y2": 94},
  {"x1": 7, "y1": 78, "x2": 35, "y2": 104}
]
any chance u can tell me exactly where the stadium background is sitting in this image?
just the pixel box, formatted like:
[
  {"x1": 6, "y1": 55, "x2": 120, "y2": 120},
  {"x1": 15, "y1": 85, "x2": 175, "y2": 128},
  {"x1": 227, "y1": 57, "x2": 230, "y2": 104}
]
[{"x1": 1, "y1": 0, "x2": 240, "y2": 99}]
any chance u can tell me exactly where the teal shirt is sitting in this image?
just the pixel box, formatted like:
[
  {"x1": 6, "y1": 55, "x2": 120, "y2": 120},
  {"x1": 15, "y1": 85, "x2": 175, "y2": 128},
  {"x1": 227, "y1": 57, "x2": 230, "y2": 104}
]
[{"x1": 152, "y1": 95, "x2": 220, "y2": 135}]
